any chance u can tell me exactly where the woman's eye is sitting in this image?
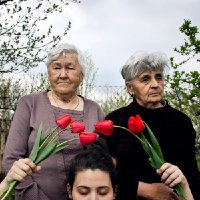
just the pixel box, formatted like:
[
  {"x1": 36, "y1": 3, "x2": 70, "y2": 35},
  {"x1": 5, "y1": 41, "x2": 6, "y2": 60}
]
[
  {"x1": 77, "y1": 188, "x2": 89, "y2": 195},
  {"x1": 142, "y1": 78, "x2": 149, "y2": 82},
  {"x1": 51, "y1": 64, "x2": 60, "y2": 70},
  {"x1": 156, "y1": 76, "x2": 163, "y2": 81},
  {"x1": 79, "y1": 192, "x2": 88, "y2": 195},
  {"x1": 66, "y1": 65, "x2": 75, "y2": 70},
  {"x1": 98, "y1": 188, "x2": 109, "y2": 196}
]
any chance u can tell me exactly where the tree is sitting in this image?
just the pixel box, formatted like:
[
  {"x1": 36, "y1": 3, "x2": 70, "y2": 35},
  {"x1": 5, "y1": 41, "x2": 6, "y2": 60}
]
[
  {"x1": 0, "y1": 0, "x2": 80, "y2": 73},
  {"x1": 0, "y1": 0, "x2": 12, "y2": 5},
  {"x1": 0, "y1": 0, "x2": 80, "y2": 174},
  {"x1": 166, "y1": 19, "x2": 200, "y2": 153}
]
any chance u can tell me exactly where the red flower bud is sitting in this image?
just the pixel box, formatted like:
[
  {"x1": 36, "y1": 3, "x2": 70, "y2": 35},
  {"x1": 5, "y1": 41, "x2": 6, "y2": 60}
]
[
  {"x1": 70, "y1": 121, "x2": 85, "y2": 133},
  {"x1": 56, "y1": 114, "x2": 72, "y2": 129},
  {"x1": 128, "y1": 115, "x2": 145, "y2": 133},
  {"x1": 79, "y1": 132, "x2": 97, "y2": 146},
  {"x1": 95, "y1": 120, "x2": 113, "y2": 136}
]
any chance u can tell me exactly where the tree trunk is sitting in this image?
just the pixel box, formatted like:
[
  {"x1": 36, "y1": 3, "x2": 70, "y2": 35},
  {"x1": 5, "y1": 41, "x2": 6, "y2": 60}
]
[{"x1": 0, "y1": 86, "x2": 8, "y2": 174}]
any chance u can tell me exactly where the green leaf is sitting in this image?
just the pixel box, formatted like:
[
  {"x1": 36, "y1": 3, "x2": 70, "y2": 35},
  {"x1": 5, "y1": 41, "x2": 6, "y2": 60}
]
[
  {"x1": 174, "y1": 183, "x2": 186, "y2": 200},
  {"x1": 52, "y1": 143, "x2": 70, "y2": 154},
  {"x1": 141, "y1": 134, "x2": 164, "y2": 169},
  {"x1": 148, "y1": 157, "x2": 158, "y2": 168},
  {"x1": 144, "y1": 122, "x2": 164, "y2": 162},
  {"x1": 41, "y1": 128, "x2": 50, "y2": 141},
  {"x1": 29, "y1": 123, "x2": 43, "y2": 162},
  {"x1": 39, "y1": 127, "x2": 58, "y2": 149},
  {"x1": 0, "y1": 180, "x2": 17, "y2": 200},
  {"x1": 34, "y1": 140, "x2": 57, "y2": 165}
]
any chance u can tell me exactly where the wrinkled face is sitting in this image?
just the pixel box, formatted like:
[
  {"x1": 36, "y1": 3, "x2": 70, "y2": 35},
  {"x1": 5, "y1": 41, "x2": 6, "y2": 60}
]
[
  {"x1": 48, "y1": 53, "x2": 83, "y2": 95},
  {"x1": 127, "y1": 69, "x2": 164, "y2": 108},
  {"x1": 68, "y1": 169, "x2": 116, "y2": 200}
]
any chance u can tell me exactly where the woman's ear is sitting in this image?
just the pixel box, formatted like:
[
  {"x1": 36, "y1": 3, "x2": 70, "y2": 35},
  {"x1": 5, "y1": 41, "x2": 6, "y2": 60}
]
[
  {"x1": 126, "y1": 82, "x2": 134, "y2": 96},
  {"x1": 67, "y1": 183, "x2": 73, "y2": 199}
]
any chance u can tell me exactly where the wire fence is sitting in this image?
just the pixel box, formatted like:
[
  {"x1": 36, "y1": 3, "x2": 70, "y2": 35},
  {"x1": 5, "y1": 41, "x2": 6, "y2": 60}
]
[{"x1": 78, "y1": 85, "x2": 132, "y2": 115}]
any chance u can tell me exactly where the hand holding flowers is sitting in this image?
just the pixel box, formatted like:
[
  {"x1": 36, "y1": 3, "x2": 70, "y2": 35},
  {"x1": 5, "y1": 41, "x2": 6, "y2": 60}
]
[
  {"x1": 1, "y1": 113, "x2": 187, "y2": 200},
  {"x1": 0, "y1": 114, "x2": 97, "y2": 200},
  {"x1": 94, "y1": 115, "x2": 186, "y2": 200}
]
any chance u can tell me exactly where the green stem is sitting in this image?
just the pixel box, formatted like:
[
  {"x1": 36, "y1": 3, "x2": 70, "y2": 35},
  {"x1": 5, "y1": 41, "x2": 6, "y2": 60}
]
[
  {"x1": 1, "y1": 180, "x2": 17, "y2": 200},
  {"x1": 56, "y1": 138, "x2": 78, "y2": 148},
  {"x1": 38, "y1": 126, "x2": 69, "y2": 151},
  {"x1": 113, "y1": 125, "x2": 144, "y2": 143},
  {"x1": 38, "y1": 126, "x2": 58, "y2": 151}
]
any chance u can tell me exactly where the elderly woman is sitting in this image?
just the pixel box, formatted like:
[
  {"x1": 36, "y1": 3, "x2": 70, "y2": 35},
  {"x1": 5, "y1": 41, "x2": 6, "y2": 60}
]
[
  {"x1": 3, "y1": 43, "x2": 104, "y2": 200},
  {"x1": 104, "y1": 51, "x2": 200, "y2": 200}
]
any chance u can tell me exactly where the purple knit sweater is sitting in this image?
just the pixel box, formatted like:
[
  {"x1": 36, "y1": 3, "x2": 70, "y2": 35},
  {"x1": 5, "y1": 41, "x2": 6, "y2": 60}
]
[{"x1": 3, "y1": 91, "x2": 104, "y2": 200}]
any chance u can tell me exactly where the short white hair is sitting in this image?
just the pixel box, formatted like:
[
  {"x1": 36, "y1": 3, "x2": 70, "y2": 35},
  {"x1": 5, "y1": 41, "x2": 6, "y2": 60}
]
[
  {"x1": 121, "y1": 51, "x2": 170, "y2": 82},
  {"x1": 46, "y1": 43, "x2": 86, "y2": 76}
]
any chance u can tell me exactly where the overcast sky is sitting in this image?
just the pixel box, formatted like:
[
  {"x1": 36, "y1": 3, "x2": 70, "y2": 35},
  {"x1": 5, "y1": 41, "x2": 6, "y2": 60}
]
[{"x1": 41, "y1": 0, "x2": 200, "y2": 86}]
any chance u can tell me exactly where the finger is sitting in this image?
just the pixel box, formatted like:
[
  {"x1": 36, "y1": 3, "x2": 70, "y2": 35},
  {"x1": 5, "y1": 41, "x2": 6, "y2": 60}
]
[
  {"x1": 168, "y1": 174, "x2": 182, "y2": 187},
  {"x1": 33, "y1": 166, "x2": 42, "y2": 172},
  {"x1": 164, "y1": 170, "x2": 180, "y2": 185},
  {"x1": 157, "y1": 162, "x2": 172, "y2": 174},
  {"x1": 20, "y1": 158, "x2": 37, "y2": 169},
  {"x1": 14, "y1": 160, "x2": 33, "y2": 175},
  {"x1": 161, "y1": 165, "x2": 177, "y2": 182},
  {"x1": 7, "y1": 168, "x2": 27, "y2": 182}
]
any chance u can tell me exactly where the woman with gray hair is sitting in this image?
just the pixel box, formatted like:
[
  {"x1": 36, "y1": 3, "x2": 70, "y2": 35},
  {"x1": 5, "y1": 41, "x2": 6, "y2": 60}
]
[
  {"x1": 104, "y1": 51, "x2": 200, "y2": 199},
  {"x1": 3, "y1": 43, "x2": 104, "y2": 200}
]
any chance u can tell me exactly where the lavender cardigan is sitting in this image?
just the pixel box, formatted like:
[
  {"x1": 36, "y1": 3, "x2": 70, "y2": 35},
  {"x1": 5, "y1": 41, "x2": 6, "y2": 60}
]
[{"x1": 3, "y1": 91, "x2": 104, "y2": 200}]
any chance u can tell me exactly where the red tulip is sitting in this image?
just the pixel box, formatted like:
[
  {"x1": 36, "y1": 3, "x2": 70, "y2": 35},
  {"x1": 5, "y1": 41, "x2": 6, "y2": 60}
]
[
  {"x1": 70, "y1": 121, "x2": 85, "y2": 133},
  {"x1": 79, "y1": 132, "x2": 97, "y2": 146},
  {"x1": 95, "y1": 120, "x2": 113, "y2": 136},
  {"x1": 128, "y1": 115, "x2": 145, "y2": 133},
  {"x1": 56, "y1": 115, "x2": 72, "y2": 129}
]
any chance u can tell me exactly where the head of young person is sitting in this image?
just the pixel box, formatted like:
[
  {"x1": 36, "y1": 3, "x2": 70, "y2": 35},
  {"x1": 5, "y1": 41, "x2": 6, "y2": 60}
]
[
  {"x1": 67, "y1": 150, "x2": 117, "y2": 200},
  {"x1": 121, "y1": 51, "x2": 169, "y2": 109}
]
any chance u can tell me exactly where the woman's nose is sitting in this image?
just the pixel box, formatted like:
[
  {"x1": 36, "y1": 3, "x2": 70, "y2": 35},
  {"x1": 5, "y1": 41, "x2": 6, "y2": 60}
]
[
  {"x1": 150, "y1": 78, "x2": 159, "y2": 87},
  {"x1": 89, "y1": 192, "x2": 98, "y2": 200},
  {"x1": 59, "y1": 68, "x2": 68, "y2": 77}
]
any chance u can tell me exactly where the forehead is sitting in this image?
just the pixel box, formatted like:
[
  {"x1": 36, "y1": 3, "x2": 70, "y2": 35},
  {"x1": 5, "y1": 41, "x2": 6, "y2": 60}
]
[
  {"x1": 52, "y1": 53, "x2": 79, "y2": 64},
  {"x1": 74, "y1": 169, "x2": 111, "y2": 187},
  {"x1": 137, "y1": 69, "x2": 163, "y2": 77}
]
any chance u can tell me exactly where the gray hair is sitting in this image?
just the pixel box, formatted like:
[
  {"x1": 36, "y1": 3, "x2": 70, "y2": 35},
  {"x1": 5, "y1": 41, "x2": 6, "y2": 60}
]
[
  {"x1": 121, "y1": 51, "x2": 170, "y2": 82},
  {"x1": 46, "y1": 43, "x2": 86, "y2": 76}
]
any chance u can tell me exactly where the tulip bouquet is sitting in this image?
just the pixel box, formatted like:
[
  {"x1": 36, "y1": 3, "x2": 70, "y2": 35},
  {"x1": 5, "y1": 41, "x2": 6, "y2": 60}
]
[
  {"x1": 95, "y1": 115, "x2": 186, "y2": 200},
  {"x1": 0, "y1": 114, "x2": 98, "y2": 200}
]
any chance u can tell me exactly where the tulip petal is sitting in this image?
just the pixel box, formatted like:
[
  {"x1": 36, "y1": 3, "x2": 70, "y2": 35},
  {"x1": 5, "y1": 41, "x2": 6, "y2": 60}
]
[
  {"x1": 95, "y1": 120, "x2": 113, "y2": 136},
  {"x1": 70, "y1": 121, "x2": 85, "y2": 133},
  {"x1": 56, "y1": 114, "x2": 71, "y2": 129},
  {"x1": 128, "y1": 115, "x2": 145, "y2": 133},
  {"x1": 79, "y1": 132, "x2": 97, "y2": 146}
]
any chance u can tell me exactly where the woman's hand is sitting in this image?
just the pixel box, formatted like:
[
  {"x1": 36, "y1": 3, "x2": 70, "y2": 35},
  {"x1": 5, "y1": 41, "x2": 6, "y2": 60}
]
[
  {"x1": 5, "y1": 158, "x2": 41, "y2": 184},
  {"x1": 156, "y1": 163, "x2": 187, "y2": 188},
  {"x1": 137, "y1": 182, "x2": 179, "y2": 200}
]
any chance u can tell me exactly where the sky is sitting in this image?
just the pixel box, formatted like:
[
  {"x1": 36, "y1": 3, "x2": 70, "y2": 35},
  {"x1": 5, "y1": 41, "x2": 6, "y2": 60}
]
[{"x1": 37, "y1": 0, "x2": 200, "y2": 86}]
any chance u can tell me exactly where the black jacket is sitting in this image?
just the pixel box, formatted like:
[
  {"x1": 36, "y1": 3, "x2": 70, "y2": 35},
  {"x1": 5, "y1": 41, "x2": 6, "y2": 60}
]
[{"x1": 105, "y1": 100, "x2": 200, "y2": 200}]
